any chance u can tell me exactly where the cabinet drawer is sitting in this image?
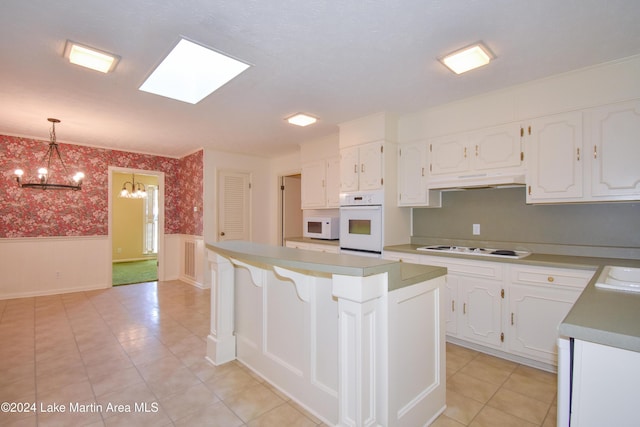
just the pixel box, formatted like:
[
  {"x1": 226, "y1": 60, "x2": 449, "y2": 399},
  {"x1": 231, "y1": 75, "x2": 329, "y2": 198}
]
[
  {"x1": 420, "y1": 255, "x2": 504, "y2": 279},
  {"x1": 383, "y1": 251, "x2": 422, "y2": 263},
  {"x1": 510, "y1": 265, "x2": 594, "y2": 289}
]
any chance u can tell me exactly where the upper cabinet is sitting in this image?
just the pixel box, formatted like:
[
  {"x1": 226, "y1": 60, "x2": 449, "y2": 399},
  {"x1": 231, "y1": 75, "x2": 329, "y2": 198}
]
[
  {"x1": 340, "y1": 141, "x2": 384, "y2": 192},
  {"x1": 397, "y1": 141, "x2": 441, "y2": 207},
  {"x1": 427, "y1": 122, "x2": 524, "y2": 188},
  {"x1": 525, "y1": 112, "x2": 584, "y2": 203},
  {"x1": 301, "y1": 157, "x2": 340, "y2": 209},
  {"x1": 525, "y1": 100, "x2": 640, "y2": 204},
  {"x1": 589, "y1": 100, "x2": 640, "y2": 199}
]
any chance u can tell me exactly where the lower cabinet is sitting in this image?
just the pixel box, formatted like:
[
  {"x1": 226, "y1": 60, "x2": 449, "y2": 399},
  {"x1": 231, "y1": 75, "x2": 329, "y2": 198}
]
[
  {"x1": 458, "y1": 276, "x2": 504, "y2": 349},
  {"x1": 507, "y1": 264, "x2": 592, "y2": 364},
  {"x1": 383, "y1": 250, "x2": 595, "y2": 367}
]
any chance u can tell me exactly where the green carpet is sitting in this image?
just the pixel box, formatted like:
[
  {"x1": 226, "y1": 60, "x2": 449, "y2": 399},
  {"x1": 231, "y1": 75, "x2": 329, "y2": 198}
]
[{"x1": 112, "y1": 259, "x2": 158, "y2": 286}]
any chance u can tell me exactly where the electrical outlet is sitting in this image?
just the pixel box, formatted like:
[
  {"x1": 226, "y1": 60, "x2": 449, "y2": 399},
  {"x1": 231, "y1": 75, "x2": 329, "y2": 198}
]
[
  {"x1": 116, "y1": 247, "x2": 122, "y2": 254},
  {"x1": 473, "y1": 224, "x2": 481, "y2": 235}
]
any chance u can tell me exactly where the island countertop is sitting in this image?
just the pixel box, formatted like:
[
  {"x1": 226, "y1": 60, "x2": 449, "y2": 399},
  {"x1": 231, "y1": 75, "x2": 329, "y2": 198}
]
[{"x1": 207, "y1": 241, "x2": 446, "y2": 291}]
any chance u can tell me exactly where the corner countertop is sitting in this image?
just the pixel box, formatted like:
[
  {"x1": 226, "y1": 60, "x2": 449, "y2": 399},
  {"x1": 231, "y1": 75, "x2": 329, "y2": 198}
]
[
  {"x1": 207, "y1": 241, "x2": 446, "y2": 291},
  {"x1": 384, "y1": 244, "x2": 640, "y2": 353}
]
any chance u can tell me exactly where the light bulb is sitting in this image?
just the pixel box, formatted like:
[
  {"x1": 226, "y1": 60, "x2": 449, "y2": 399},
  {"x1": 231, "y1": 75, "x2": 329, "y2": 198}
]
[{"x1": 14, "y1": 169, "x2": 24, "y2": 177}]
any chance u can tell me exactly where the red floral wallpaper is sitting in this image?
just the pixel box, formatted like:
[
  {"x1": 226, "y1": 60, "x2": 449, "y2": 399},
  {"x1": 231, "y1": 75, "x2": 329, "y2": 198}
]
[{"x1": 1, "y1": 135, "x2": 203, "y2": 238}]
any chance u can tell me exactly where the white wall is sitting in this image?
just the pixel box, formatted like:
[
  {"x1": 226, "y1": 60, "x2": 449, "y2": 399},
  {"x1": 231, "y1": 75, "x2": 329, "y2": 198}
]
[
  {"x1": 398, "y1": 54, "x2": 640, "y2": 143},
  {"x1": 0, "y1": 234, "x2": 186, "y2": 300}
]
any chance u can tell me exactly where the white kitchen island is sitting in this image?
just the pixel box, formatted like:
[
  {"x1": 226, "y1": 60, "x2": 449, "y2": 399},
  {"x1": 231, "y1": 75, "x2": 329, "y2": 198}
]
[{"x1": 206, "y1": 241, "x2": 447, "y2": 427}]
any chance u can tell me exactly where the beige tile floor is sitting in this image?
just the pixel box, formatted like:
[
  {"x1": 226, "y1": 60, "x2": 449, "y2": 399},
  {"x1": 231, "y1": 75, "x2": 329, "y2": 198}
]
[{"x1": 0, "y1": 280, "x2": 557, "y2": 426}]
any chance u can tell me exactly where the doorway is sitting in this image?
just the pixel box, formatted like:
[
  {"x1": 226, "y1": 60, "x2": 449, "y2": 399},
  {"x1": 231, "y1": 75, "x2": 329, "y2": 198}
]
[
  {"x1": 109, "y1": 167, "x2": 164, "y2": 286},
  {"x1": 279, "y1": 174, "x2": 302, "y2": 246}
]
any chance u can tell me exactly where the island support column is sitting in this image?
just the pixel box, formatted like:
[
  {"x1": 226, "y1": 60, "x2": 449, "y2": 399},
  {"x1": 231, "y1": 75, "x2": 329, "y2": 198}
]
[
  {"x1": 206, "y1": 252, "x2": 236, "y2": 365},
  {"x1": 332, "y1": 272, "x2": 389, "y2": 427}
]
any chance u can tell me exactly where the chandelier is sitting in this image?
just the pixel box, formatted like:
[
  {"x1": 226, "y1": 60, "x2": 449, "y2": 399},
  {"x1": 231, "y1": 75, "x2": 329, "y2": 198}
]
[
  {"x1": 14, "y1": 118, "x2": 85, "y2": 190},
  {"x1": 119, "y1": 173, "x2": 147, "y2": 198}
]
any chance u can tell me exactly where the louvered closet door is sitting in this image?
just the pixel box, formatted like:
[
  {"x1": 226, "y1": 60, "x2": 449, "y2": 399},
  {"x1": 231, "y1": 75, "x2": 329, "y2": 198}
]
[{"x1": 218, "y1": 170, "x2": 251, "y2": 241}]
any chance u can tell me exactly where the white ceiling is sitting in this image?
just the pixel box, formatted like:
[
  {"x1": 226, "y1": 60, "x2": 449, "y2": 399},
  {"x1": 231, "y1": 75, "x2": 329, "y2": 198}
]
[{"x1": 1, "y1": 0, "x2": 640, "y2": 158}]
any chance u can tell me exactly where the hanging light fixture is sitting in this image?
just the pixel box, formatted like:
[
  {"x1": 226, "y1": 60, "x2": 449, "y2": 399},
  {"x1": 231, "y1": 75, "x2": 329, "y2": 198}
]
[
  {"x1": 14, "y1": 118, "x2": 85, "y2": 190},
  {"x1": 119, "y1": 174, "x2": 147, "y2": 199}
]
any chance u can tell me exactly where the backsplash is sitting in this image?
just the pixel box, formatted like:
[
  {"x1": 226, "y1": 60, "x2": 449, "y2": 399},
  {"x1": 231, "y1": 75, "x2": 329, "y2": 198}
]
[{"x1": 412, "y1": 187, "x2": 640, "y2": 257}]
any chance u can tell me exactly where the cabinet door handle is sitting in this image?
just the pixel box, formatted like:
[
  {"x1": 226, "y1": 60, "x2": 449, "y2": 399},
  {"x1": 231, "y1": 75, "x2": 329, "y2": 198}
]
[
  {"x1": 322, "y1": 179, "x2": 325, "y2": 188},
  {"x1": 548, "y1": 276, "x2": 555, "y2": 283},
  {"x1": 475, "y1": 145, "x2": 479, "y2": 156},
  {"x1": 452, "y1": 300, "x2": 455, "y2": 312},
  {"x1": 354, "y1": 164, "x2": 357, "y2": 173},
  {"x1": 528, "y1": 185, "x2": 532, "y2": 196},
  {"x1": 463, "y1": 147, "x2": 467, "y2": 158},
  {"x1": 361, "y1": 164, "x2": 365, "y2": 173},
  {"x1": 594, "y1": 145, "x2": 598, "y2": 159},
  {"x1": 511, "y1": 312, "x2": 514, "y2": 325},
  {"x1": 577, "y1": 148, "x2": 581, "y2": 161},
  {"x1": 463, "y1": 303, "x2": 466, "y2": 314},
  {"x1": 421, "y1": 167, "x2": 425, "y2": 177}
]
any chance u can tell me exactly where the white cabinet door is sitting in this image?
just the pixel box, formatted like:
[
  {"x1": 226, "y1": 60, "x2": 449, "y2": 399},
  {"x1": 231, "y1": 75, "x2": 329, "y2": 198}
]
[
  {"x1": 301, "y1": 161, "x2": 327, "y2": 208},
  {"x1": 458, "y1": 276, "x2": 503, "y2": 349},
  {"x1": 472, "y1": 123, "x2": 522, "y2": 171},
  {"x1": 526, "y1": 112, "x2": 584, "y2": 203},
  {"x1": 340, "y1": 146, "x2": 359, "y2": 192},
  {"x1": 398, "y1": 142, "x2": 428, "y2": 205},
  {"x1": 590, "y1": 100, "x2": 640, "y2": 198},
  {"x1": 339, "y1": 142, "x2": 383, "y2": 192},
  {"x1": 325, "y1": 157, "x2": 341, "y2": 207},
  {"x1": 445, "y1": 274, "x2": 459, "y2": 335},
  {"x1": 358, "y1": 142, "x2": 383, "y2": 190},
  {"x1": 507, "y1": 284, "x2": 580, "y2": 364},
  {"x1": 429, "y1": 134, "x2": 469, "y2": 177}
]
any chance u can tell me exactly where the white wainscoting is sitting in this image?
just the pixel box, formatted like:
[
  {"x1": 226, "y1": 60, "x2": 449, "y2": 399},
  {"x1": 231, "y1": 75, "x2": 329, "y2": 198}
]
[
  {"x1": 0, "y1": 236, "x2": 110, "y2": 299},
  {"x1": 0, "y1": 233, "x2": 204, "y2": 300}
]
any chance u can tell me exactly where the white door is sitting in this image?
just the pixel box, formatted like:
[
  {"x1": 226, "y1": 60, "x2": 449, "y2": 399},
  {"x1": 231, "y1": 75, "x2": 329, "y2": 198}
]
[
  {"x1": 507, "y1": 284, "x2": 579, "y2": 364},
  {"x1": 526, "y1": 112, "x2": 583, "y2": 202},
  {"x1": 218, "y1": 170, "x2": 251, "y2": 241},
  {"x1": 472, "y1": 123, "x2": 522, "y2": 171},
  {"x1": 358, "y1": 142, "x2": 383, "y2": 190},
  {"x1": 301, "y1": 161, "x2": 326, "y2": 208},
  {"x1": 429, "y1": 134, "x2": 469, "y2": 177},
  {"x1": 398, "y1": 142, "x2": 428, "y2": 206},
  {"x1": 459, "y1": 277, "x2": 503, "y2": 348},
  {"x1": 590, "y1": 100, "x2": 640, "y2": 198},
  {"x1": 340, "y1": 146, "x2": 359, "y2": 192}
]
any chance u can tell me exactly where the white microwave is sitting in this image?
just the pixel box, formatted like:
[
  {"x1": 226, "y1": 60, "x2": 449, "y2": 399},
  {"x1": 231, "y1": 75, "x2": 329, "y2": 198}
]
[{"x1": 303, "y1": 217, "x2": 339, "y2": 240}]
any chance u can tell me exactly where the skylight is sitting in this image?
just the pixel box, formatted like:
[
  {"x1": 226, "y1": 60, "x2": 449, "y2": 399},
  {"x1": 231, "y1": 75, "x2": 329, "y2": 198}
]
[{"x1": 139, "y1": 38, "x2": 251, "y2": 104}]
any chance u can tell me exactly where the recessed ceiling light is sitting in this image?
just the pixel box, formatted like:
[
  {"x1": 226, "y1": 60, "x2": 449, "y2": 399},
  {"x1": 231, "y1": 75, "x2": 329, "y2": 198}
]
[
  {"x1": 440, "y1": 42, "x2": 494, "y2": 75},
  {"x1": 139, "y1": 38, "x2": 251, "y2": 104},
  {"x1": 64, "y1": 40, "x2": 119, "y2": 73},
  {"x1": 286, "y1": 113, "x2": 317, "y2": 127}
]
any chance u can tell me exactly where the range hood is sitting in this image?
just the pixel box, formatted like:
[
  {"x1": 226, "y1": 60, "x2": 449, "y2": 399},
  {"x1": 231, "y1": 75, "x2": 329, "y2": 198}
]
[{"x1": 428, "y1": 172, "x2": 526, "y2": 190}]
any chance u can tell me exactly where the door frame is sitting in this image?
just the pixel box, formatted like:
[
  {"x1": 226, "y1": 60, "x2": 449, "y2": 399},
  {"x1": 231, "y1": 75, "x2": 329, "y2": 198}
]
[
  {"x1": 277, "y1": 172, "x2": 302, "y2": 246},
  {"x1": 108, "y1": 166, "x2": 165, "y2": 286}
]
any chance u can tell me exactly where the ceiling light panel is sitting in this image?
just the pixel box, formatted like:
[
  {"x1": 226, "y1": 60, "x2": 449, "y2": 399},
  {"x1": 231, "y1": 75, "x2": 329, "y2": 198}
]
[
  {"x1": 440, "y1": 43, "x2": 493, "y2": 75},
  {"x1": 64, "y1": 40, "x2": 119, "y2": 73},
  {"x1": 286, "y1": 113, "x2": 317, "y2": 127},
  {"x1": 139, "y1": 38, "x2": 251, "y2": 104}
]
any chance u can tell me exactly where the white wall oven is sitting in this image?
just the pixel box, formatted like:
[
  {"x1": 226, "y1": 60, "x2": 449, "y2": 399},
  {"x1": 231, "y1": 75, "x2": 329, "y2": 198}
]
[{"x1": 339, "y1": 191, "x2": 383, "y2": 257}]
